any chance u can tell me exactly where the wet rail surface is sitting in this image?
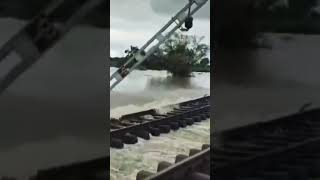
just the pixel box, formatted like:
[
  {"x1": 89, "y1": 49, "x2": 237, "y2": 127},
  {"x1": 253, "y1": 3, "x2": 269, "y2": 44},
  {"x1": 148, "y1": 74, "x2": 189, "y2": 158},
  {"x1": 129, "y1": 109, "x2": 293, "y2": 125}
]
[
  {"x1": 28, "y1": 102, "x2": 320, "y2": 180},
  {"x1": 136, "y1": 144, "x2": 210, "y2": 180},
  {"x1": 110, "y1": 96, "x2": 210, "y2": 148},
  {"x1": 27, "y1": 96, "x2": 210, "y2": 180},
  {"x1": 213, "y1": 108, "x2": 320, "y2": 180}
]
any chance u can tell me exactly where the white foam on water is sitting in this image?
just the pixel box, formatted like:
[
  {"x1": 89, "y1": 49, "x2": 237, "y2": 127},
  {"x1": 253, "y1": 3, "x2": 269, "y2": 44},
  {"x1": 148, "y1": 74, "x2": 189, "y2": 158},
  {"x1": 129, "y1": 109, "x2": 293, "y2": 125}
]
[
  {"x1": 155, "y1": 104, "x2": 179, "y2": 115},
  {"x1": 142, "y1": 114, "x2": 155, "y2": 120},
  {"x1": 110, "y1": 68, "x2": 210, "y2": 118},
  {"x1": 110, "y1": 94, "x2": 206, "y2": 118},
  {"x1": 110, "y1": 68, "x2": 210, "y2": 179},
  {"x1": 110, "y1": 119, "x2": 210, "y2": 180}
]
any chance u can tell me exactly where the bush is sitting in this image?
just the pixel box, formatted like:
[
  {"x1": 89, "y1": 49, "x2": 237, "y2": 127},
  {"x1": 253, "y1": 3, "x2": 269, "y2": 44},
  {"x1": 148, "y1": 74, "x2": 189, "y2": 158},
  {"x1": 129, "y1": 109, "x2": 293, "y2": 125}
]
[
  {"x1": 111, "y1": 32, "x2": 210, "y2": 76},
  {"x1": 161, "y1": 32, "x2": 209, "y2": 77},
  {"x1": 166, "y1": 53, "x2": 193, "y2": 77}
]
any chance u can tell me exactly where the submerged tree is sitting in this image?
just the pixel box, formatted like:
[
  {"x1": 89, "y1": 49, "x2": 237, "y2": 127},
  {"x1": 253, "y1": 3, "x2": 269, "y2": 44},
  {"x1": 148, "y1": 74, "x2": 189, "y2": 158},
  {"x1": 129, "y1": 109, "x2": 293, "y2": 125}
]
[
  {"x1": 116, "y1": 33, "x2": 209, "y2": 75},
  {"x1": 160, "y1": 32, "x2": 209, "y2": 77},
  {"x1": 200, "y1": 58, "x2": 210, "y2": 66}
]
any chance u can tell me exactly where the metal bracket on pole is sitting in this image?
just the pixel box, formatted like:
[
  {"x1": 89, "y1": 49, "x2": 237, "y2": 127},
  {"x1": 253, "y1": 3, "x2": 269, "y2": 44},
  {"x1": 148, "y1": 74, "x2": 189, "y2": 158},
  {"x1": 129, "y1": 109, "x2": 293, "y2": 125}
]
[{"x1": 110, "y1": 0, "x2": 208, "y2": 91}]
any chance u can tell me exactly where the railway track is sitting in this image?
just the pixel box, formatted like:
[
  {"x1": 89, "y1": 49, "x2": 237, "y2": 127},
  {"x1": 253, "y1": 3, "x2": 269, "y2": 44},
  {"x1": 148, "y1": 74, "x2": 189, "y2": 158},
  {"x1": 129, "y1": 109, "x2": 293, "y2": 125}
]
[
  {"x1": 27, "y1": 100, "x2": 320, "y2": 180},
  {"x1": 213, "y1": 107, "x2": 320, "y2": 180},
  {"x1": 110, "y1": 96, "x2": 210, "y2": 148},
  {"x1": 26, "y1": 97, "x2": 210, "y2": 180},
  {"x1": 136, "y1": 144, "x2": 210, "y2": 180}
]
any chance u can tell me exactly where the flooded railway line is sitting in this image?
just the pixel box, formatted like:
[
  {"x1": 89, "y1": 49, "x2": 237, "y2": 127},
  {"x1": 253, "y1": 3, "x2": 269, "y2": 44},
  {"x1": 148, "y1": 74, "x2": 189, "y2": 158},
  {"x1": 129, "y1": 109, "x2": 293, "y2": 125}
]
[
  {"x1": 137, "y1": 144, "x2": 210, "y2": 180},
  {"x1": 110, "y1": 96, "x2": 210, "y2": 148},
  {"x1": 31, "y1": 102, "x2": 320, "y2": 180},
  {"x1": 213, "y1": 108, "x2": 320, "y2": 180},
  {"x1": 24, "y1": 97, "x2": 320, "y2": 180},
  {"x1": 110, "y1": 96, "x2": 211, "y2": 179},
  {"x1": 27, "y1": 96, "x2": 210, "y2": 180}
]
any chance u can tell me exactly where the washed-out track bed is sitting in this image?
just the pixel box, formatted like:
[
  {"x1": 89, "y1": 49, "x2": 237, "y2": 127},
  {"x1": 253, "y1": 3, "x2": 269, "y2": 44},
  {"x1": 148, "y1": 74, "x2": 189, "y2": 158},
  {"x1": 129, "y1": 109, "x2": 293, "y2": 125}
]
[
  {"x1": 27, "y1": 97, "x2": 210, "y2": 180},
  {"x1": 213, "y1": 108, "x2": 320, "y2": 180},
  {"x1": 110, "y1": 96, "x2": 210, "y2": 148},
  {"x1": 136, "y1": 144, "x2": 210, "y2": 180}
]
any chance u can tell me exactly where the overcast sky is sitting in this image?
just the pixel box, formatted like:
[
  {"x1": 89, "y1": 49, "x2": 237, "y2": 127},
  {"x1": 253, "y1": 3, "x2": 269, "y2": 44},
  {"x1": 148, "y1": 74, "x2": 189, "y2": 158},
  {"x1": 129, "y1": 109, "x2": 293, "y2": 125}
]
[{"x1": 110, "y1": 0, "x2": 210, "y2": 57}]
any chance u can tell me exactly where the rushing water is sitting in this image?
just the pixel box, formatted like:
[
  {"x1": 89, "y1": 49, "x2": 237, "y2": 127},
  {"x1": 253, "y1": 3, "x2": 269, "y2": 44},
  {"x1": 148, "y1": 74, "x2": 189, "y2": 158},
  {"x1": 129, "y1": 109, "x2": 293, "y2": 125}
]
[
  {"x1": 0, "y1": 17, "x2": 210, "y2": 179},
  {"x1": 110, "y1": 120, "x2": 210, "y2": 180},
  {"x1": 110, "y1": 67, "x2": 210, "y2": 117},
  {"x1": 110, "y1": 68, "x2": 210, "y2": 179}
]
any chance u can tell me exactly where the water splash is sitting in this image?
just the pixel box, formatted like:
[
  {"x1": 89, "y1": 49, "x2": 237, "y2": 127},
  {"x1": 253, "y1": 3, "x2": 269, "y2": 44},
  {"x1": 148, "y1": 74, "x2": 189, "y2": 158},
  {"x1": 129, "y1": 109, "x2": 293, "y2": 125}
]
[
  {"x1": 110, "y1": 119, "x2": 210, "y2": 180},
  {"x1": 110, "y1": 68, "x2": 210, "y2": 118}
]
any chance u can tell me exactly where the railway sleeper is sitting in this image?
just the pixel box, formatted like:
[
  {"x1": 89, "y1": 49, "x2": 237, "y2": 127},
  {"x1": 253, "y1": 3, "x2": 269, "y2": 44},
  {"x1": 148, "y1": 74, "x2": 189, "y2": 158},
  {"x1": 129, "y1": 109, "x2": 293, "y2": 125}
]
[
  {"x1": 111, "y1": 106, "x2": 209, "y2": 149},
  {"x1": 136, "y1": 144, "x2": 210, "y2": 180},
  {"x1": 132, "y1": 130, "x2": 150, "y2": 140}
]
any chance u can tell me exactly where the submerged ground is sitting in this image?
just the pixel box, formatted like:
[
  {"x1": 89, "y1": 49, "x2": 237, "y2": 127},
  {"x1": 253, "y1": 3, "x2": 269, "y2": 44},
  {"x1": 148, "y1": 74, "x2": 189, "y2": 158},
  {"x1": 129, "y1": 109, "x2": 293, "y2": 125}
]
[{"x1": 110, "y1": 68, "x2": 210, "y2": 179}]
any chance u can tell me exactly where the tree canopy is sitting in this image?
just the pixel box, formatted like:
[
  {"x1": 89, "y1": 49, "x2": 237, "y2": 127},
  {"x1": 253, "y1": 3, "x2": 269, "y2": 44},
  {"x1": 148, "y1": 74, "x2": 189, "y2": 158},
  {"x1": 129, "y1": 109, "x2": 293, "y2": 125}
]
[
  {"x1": 160, "y1": 32, "x2": 210, "y2": 76},
  {"x1": 110, "y1": 32, "x2": 210, "y2": 77}
]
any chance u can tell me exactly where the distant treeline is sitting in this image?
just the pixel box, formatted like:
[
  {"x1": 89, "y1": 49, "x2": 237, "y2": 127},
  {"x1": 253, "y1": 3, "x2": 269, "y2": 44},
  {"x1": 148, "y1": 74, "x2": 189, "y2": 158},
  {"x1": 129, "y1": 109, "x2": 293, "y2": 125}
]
[
  {"x1": 111, "y1": 32, "x2": 210, "y2": 77},
  {"x1": 110, "y1": 55, "x2": 210, "y2": 72}
]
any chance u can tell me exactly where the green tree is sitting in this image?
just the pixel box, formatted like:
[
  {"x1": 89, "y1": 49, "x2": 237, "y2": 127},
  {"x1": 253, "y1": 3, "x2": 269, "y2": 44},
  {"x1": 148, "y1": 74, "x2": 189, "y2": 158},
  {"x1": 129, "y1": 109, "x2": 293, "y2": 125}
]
[
  {"x1": 160, "y1": 32, "x2": 209, "y2": 77},
  {"x1": 200, "y1": 58, "x2": 210, "y2": 66}
]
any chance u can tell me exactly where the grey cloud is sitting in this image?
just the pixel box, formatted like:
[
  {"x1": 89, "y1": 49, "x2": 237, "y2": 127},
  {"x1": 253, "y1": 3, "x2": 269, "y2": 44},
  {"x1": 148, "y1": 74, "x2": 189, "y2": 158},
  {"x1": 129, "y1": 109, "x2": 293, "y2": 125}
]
[
  {"x1": 150, "y1": 0, "x2": 210, "y2": 19},
  {"x1": 110, "y1": 0, "x2": 210, "y2": 56},
  {"x1": 111, "y1": 0, "x2": 157, "y2": 21},
  {"x1": 111, "y1": 0, "x2": 210, "y2": 21}
]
